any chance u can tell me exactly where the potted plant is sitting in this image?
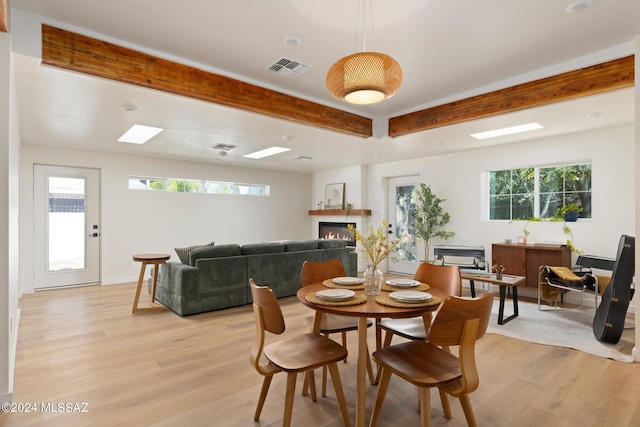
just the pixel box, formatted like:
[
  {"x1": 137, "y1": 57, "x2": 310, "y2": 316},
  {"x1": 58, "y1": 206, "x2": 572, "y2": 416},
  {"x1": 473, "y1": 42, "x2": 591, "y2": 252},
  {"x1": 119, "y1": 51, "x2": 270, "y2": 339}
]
[
  {"x1": 556, "y1": 204, "x2": 582, "y2": 222},
  {"x1": 411, "y1": 183, "x2": 455, "y2": 261}
]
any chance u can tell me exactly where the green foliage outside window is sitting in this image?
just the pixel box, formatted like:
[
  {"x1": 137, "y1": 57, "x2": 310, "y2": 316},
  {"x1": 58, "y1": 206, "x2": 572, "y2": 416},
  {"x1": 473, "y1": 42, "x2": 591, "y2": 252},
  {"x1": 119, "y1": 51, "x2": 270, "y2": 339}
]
[
  {"x1": 167, "y1": 180, "x2": 201, "y2": 192},
  {"x1": 489, "y1": 163, "x2": 591, "y2": 220}
]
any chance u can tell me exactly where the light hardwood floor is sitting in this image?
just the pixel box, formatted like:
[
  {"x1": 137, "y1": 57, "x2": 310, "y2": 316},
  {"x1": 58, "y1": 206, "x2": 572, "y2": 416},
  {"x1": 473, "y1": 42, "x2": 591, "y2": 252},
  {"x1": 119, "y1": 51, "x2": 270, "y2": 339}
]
[{"x1": 2, "y1": 281, "x2": 640, "y2": 426}]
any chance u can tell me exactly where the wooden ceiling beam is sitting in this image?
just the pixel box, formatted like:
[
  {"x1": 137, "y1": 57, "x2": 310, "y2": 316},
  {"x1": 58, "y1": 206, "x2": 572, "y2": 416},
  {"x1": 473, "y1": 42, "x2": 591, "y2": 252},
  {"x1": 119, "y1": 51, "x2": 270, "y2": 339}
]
[
  {"x1": 41, "y1": 24, "x2": 372, "y2": 138},
  {"x1": 389, "y1": 55, "x2": 635, "y2": 138},
  {"x1": 0, "y1": 0, "x2": 7, "y2": 33}
]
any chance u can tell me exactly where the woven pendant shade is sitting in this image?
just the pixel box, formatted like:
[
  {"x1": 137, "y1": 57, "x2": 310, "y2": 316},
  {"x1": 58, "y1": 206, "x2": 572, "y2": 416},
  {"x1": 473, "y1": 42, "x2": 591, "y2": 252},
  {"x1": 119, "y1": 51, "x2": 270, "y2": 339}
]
[{"x1": 326, "y1": 52, "x2": 402, "y2": 104}]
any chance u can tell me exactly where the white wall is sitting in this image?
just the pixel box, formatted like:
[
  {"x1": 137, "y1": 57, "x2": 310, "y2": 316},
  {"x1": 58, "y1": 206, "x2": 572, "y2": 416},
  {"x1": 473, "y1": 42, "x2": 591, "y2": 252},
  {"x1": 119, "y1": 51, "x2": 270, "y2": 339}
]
[
  {"x1": 315, "y1": 124, "x2": 635, "y2": 283},
  {"x1": 20, "y1": 146, "x2": 313, "y2": 291},
  {"x1": 0, "y1": 27, "x2": 21, "y2": 403}
]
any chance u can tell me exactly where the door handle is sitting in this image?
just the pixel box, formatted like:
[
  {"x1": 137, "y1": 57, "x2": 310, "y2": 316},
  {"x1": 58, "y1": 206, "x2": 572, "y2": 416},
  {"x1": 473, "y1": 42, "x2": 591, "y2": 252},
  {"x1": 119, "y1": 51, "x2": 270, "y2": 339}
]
[{"x1": 88, "y1": 233, "x2": 100, "y2": 237}]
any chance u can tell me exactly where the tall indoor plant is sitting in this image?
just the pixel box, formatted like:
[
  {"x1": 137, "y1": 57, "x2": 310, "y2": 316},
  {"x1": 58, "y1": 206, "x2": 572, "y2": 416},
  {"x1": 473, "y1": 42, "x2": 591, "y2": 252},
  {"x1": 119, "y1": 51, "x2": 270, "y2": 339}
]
[{"x1": 412, "y1": 183, "x2": 455, "y2": 261}]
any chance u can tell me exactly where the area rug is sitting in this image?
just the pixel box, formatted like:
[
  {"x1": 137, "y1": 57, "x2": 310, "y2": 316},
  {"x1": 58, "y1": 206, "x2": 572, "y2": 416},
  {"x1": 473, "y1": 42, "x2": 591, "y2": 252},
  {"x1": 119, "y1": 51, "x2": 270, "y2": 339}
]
[{"x1": 486, "y1": 300, "x2": 634, "y2": 363}]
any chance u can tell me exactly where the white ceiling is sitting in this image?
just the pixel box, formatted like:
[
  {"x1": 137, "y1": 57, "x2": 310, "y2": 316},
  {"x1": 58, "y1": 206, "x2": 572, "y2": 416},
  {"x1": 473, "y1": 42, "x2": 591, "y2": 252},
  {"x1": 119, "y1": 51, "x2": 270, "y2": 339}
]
[{"x1": 9, "y1": 0, "x2": 640, "y2": 173}]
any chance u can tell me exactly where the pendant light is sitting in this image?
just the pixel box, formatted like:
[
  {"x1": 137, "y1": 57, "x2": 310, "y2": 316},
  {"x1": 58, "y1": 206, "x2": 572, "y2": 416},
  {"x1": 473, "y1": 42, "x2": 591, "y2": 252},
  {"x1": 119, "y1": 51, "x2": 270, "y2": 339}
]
[{"x1": 326, "y1": 0, "x2": 402, "y2": 104}]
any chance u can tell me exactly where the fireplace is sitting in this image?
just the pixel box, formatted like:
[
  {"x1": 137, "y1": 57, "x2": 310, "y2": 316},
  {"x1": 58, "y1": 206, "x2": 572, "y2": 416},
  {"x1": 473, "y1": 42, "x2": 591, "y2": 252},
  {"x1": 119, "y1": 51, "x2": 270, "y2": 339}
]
[{"x1": 319, "y1": 222, "x2": 356, "y2": 247}]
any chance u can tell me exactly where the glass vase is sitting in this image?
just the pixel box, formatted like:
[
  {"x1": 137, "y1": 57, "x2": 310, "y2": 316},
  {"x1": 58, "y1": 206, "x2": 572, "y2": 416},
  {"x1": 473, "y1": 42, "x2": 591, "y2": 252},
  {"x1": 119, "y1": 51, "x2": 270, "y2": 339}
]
[{"x1": 364, "y1": 263, "x2": 383, "y2": 296}]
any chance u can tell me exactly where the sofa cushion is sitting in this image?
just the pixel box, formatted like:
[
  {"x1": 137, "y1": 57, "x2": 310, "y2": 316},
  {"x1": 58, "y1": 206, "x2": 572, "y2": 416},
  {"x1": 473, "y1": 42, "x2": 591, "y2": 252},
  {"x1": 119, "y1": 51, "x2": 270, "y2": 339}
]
[
  {"x1": 241, "y1": 242, "x2": 285, "y2": 255},
  {"x1": 318, "y1": 239, "x2": 348, "y2": 249},
  {"x1": 175, "y1": 241, "x2": 215, "y2": 264},
  {"x1": 284, "y1": 240, "x2": 319, "y2": 252},
  {"x1": 189, "y1": 244, "x2": 242, "y2": 266}
]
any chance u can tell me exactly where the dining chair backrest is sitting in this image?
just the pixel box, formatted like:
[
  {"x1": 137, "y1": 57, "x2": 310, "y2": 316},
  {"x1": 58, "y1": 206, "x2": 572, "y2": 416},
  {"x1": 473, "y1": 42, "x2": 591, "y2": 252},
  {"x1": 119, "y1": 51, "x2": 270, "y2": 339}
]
[
  {"x1": 413, "y1": 262, "x2": 462, "y2": 298},
  {"x1": 300, "y1": 259, "x2": 347, "y2": 287},
  {"x1": 428, "y1": 292, "x2": 494, "y2": 348},
  {"x1": 250, "y1": 278, "x2": 285, "y2": 335},
  {"x1": 249, "y1": 278, "x2": 285, "y2": 379}
]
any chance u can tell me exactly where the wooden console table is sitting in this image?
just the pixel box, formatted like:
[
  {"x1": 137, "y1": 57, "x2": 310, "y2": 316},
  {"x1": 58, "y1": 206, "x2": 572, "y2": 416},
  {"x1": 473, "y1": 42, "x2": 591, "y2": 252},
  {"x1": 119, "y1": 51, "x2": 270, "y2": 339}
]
[{"x1": 492, "y1": 243, "x2": 570, "y2": 289}]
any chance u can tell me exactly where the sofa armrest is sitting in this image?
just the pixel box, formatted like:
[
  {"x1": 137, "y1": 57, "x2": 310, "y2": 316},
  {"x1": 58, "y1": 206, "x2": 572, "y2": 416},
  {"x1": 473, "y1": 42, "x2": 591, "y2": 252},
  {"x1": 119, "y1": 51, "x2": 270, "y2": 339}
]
[{"x1": 157, "y1": 261, "x2": 198, "y2": 295}]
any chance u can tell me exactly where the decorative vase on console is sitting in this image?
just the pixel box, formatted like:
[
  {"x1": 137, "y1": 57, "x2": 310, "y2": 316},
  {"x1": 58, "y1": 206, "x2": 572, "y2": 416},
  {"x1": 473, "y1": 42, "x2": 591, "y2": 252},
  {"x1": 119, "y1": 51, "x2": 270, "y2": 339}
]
[{"x1": 363, "y1": 263, "x2": 383, "y2": 296}]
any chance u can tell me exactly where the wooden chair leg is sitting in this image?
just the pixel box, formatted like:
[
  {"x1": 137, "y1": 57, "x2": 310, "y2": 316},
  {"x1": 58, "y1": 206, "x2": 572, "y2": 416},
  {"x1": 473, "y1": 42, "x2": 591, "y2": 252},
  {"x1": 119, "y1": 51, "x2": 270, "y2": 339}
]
[
  {"x1": 374, "y1": 331, "x2": 395, "y2": 384},
  {"x1": 308, "y1": 371, "x2": 317, "y2": 401},
  {"x1": 302, "y1": 371, "x2": 309, "y2": 396},
  {"x1": 341, "y1": 331, "x2": 348, "y2": 362},
  {"x1": 328, "y1": 363, "x2": 352, "y2": 427},
  {"x1": 322, "y1": 365, "x2": 328, "y2": 397},
  {"x1": 254, "y1": 374, "x2": 273, "y2": 420},
  {"x1": 418, "y1": 387, "x2": 432, "y2": 427},
  {"x1": 369, "y1": 367, "x2": 392, "y2": 427},
  {"x1": 366, "y1": 343, "x2": 375, "y2": 385},
  {"x1": 283, "y1": 372, "x2": 298, "y2": 427},
  {"x1": 438, "y1": 388, "x2": 452, "y2": 419},
  {"x1": 458, "y1": 394, "x2": 478, "y2": 427}
]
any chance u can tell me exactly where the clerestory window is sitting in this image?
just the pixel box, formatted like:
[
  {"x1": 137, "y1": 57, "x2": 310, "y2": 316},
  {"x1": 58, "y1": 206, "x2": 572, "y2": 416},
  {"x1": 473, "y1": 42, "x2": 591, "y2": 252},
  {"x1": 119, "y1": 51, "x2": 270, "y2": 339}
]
[{"x1": 128, "y1": 176, "x2": 269, "y2": 196}]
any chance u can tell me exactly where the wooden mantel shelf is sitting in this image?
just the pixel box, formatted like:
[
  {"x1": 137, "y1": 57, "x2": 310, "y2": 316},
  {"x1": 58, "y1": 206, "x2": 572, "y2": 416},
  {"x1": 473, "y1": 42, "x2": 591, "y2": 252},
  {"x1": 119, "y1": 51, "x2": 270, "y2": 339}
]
[{"x1": 308, "y1": 209, "x2": 371, "y2": 216}]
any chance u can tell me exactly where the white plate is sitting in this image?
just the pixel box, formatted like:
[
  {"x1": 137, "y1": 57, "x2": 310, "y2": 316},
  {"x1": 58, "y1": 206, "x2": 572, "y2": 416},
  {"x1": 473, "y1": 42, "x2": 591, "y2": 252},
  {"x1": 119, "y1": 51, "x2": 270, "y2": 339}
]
[
  {"x1": 389, "y1": 291, "x2": 432, "y2": 303},
  {"x1": 386, "y1": 279, "x2": 420, "y2": 287},
  {"x1": 332, "y1": 277, "x2": 364, "y2": 285},
  {"x1": 316, "y1": 289, "x2": 356, "y2": 301}
]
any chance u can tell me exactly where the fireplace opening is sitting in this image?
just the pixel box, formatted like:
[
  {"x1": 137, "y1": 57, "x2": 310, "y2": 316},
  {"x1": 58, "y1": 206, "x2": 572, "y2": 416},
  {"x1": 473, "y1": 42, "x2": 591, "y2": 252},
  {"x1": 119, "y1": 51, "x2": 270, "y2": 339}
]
[{"x1": 319, "y1": 222, "x2": 356, "y2": 247}]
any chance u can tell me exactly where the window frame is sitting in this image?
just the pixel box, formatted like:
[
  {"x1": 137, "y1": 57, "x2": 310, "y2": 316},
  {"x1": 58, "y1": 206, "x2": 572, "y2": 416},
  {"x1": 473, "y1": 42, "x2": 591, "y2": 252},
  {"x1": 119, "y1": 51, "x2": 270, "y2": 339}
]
[
  {"x1": 128, "y1": 176, "x2": 270, "y2": 196},
  {"x1": 488, "y1": 162, "x2": 591, "y2": 221}
]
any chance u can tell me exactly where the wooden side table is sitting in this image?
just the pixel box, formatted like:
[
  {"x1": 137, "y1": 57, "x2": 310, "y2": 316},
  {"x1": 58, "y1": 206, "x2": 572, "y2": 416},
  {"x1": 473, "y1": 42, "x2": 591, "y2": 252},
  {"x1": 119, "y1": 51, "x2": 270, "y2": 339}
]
[{"x1": 132, "y1": 253, "x2": 171, "y2": 313}]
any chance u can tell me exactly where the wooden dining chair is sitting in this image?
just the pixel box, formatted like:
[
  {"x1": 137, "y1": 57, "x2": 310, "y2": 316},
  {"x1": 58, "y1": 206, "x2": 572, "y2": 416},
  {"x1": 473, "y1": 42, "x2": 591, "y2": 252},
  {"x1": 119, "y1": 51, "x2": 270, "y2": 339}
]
[
  {"x1": 300, "y1": 259, "x2": 374, "y2": 397},
  {"x1": 249, "y1": 278, "x2": 351, "y2": 427},
  {"x1": 369, "y1": 291, "x2": 494, "y2": 427},
  {"x1": 376, "y1": 262, "x2": 462, "y2": 351}
]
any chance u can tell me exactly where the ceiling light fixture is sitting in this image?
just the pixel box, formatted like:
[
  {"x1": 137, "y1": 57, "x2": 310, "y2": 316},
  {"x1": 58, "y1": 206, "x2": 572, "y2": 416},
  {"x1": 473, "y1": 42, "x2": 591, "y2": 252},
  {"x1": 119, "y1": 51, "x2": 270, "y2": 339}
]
[
  {"x1": 326, "y1": 0, "x2": 402, "y2": 104},
  {"x1": 117, "y1": 124, "x2": 164, "y2": 144},
  {"x1": 470, "y1": 123, "x2": 544, "y2": 140},
  {"x1": 243, "y1": 146, "x2": 291, "y2": 159}
]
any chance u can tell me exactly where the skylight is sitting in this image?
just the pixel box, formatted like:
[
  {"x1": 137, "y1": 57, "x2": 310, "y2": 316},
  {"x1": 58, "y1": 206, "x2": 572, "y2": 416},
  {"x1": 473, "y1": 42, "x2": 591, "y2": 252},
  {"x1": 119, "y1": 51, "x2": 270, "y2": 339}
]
[
  {"x1": 243, "y1": 147, "x2": 291, "y2": 159},
  {"x1": 470, "y1": 123, "x2": 543, "y2": 140},
  {"x1": 117, "y1": 124, "x2": 165, "y2": 144}
]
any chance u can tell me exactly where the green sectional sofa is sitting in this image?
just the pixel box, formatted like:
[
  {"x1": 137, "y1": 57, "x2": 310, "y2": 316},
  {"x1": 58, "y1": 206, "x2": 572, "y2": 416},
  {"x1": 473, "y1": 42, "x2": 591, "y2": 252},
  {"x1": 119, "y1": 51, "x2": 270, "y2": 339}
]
[{"x1": 153, "y1": 239, "x2": 357, "y2": 316}]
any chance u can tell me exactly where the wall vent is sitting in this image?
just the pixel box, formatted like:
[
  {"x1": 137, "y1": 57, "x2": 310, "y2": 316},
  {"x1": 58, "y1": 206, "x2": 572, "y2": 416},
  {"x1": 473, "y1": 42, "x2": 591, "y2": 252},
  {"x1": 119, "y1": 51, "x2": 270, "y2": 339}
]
[{"x1": 265, "y1": 57, "x2": 311, "y2": 78}]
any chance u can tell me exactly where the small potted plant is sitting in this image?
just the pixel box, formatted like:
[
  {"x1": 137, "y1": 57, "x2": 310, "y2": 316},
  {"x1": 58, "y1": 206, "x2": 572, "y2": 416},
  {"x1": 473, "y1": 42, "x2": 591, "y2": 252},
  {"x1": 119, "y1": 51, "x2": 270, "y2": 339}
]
[
  {"x1": 492, "y1": 264, "x2": 505, "y2": 280},
  {"x1": 557, "y1": 204, "x2": 582, "y2": 222}
]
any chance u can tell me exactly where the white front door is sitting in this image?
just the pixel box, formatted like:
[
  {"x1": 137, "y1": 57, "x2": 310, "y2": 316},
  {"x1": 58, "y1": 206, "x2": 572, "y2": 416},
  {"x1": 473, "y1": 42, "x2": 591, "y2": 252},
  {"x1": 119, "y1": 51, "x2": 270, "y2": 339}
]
[
  {"x1": 34, "y1": 165, "x2": 101, "y2": 289},
  {"x1": 387, "y1": 176, "x2": 419, "y2": 275}
]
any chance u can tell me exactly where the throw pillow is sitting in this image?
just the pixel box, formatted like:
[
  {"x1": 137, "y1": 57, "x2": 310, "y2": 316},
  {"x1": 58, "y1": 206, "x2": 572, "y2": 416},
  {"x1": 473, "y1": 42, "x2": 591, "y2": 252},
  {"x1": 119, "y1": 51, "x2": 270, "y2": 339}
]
[{"x1": 175, "y1": 241, "x2": 215, "y2": 264}]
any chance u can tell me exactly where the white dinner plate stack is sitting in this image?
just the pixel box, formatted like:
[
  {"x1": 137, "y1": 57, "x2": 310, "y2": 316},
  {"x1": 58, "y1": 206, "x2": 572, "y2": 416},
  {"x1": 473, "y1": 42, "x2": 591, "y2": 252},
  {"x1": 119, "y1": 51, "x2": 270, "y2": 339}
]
[
  {"x1": 316, "y1": 289, "x2": 356, "y2": 301},
  {"x1": 389, "y1": 291, "x2": 432, "y2": 303},
  {"x1": 385, "y1": 279, "x2": 420, "y2": 288}
]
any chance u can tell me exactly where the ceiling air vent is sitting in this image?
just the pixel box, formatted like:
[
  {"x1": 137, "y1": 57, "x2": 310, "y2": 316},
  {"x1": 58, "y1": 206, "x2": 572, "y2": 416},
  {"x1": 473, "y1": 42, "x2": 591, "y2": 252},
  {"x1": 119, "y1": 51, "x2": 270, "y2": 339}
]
[
  {"x1": 209, "y1": 143, "x2": 238, "y2": 151},
  {"x1": 265, "y1": 57, "x2": 311, "y2": 78},
  {"x1": 291, "y1": 155, "x2": 313, "y2": 161}
]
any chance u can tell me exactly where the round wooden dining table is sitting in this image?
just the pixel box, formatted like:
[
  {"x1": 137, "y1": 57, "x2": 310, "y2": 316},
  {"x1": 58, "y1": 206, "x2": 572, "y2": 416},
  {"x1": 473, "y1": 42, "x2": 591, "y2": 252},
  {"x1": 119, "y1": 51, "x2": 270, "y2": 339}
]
[{"x1": 297, "y1": 282, "x2": 441, "y2": 427}]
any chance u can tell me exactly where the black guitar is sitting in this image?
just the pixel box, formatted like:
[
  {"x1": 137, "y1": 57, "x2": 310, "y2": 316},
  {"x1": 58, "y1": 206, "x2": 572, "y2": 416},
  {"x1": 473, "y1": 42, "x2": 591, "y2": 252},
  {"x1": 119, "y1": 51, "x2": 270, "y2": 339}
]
[{"x1": 593, "y1": 235, "x2": 635, "y2": 344}]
